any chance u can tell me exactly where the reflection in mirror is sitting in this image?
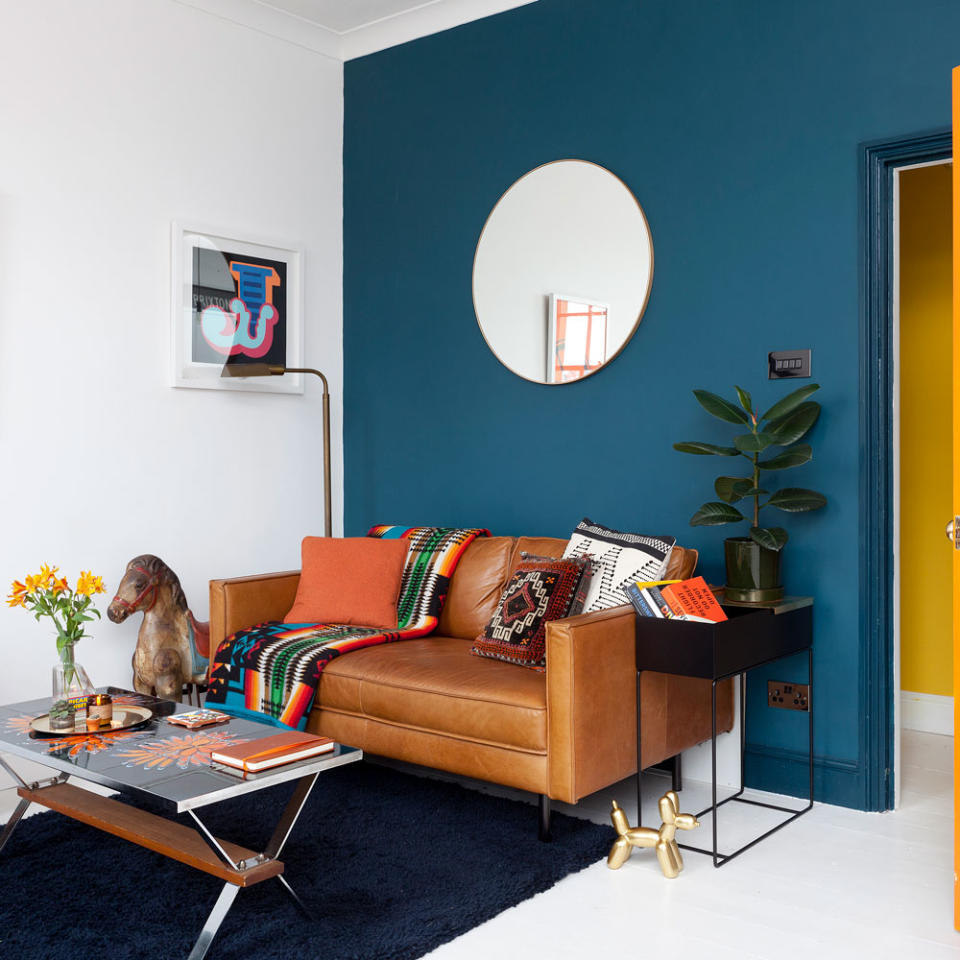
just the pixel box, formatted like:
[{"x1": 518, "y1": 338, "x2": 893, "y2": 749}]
[
  {"x1": 473, "y1": 160, "x2": 653, "y2": 385},
  {"x1": 548, "y1": 294, "x2": 608, "y2": 383}
]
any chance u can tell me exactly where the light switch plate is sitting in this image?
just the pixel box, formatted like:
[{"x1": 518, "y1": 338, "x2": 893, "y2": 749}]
[{"x1": 768, "y1": 349, "x2": 811, "y2": 379}]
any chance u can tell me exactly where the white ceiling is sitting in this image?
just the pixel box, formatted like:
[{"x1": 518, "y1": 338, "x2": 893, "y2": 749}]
[
  {"x1": 254, "y1": 0, "x2": 467, "y2": 36},
  {"x1": 175, "y1": 0, "x2": 536, "y2": 59}
]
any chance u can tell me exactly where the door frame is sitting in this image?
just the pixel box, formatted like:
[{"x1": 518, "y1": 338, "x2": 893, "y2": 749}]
[{"x1": 859, "y1": 128, "x2": 951, "y2": 811}]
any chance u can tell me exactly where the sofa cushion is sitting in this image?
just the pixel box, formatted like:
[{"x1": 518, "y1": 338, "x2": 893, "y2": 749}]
[
  {"x1": 471, "y1": 554, "x2": 592, "y2": 670},
  {"x1": 436, "y1": 535, "x2": 697, "y2": 640},
  {"x1": 316, "y1": 636, "x2": 547, "y2": 752},
  {"x1": 562, "y1": 517, "x2": 676, "y2": 612},
  {"x1": 284, "y1": 536, "x2": 408, "y2": 627},
  {"x1": 437, "y1": 536, "x2": 515, "y2": 640}
]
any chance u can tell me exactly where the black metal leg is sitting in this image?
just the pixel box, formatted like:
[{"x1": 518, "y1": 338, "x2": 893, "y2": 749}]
[
  {"x1": 711, "y1": 678, "x2": 718, "y2": 866},
  {"x1": 636, "y1": 669, "x2": 643, "y2": 826},
  {"x1": 739, "y1": 671, "x2": 747, "y2": 794},
  {"x1": 670, "y1": 754, "x2": 682, "y2": 792},
  {"x1": 538, "y1": 794, "x2": 552, "y2": 842},
  {"x1": 808, "y1": 647, "x2": 815, "y2": 804},
  {"x1": 680, "y1": 664, "x2": 815, "y2": 867}
]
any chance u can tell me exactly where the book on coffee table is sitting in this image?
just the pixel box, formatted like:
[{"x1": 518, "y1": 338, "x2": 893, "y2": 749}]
[
  {"x1": 210, "y1": 731, "x2": 334, "y2": 774},
  {"x1": 167, "y1": 709, "x2": 231, "y2": 729}
]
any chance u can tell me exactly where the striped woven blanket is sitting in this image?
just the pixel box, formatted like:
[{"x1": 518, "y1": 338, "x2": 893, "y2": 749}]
[{"x1": 205, "y1": 526, "x2": 488, "y2": 730}]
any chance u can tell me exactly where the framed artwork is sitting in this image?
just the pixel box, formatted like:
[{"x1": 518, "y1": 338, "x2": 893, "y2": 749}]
[
  {"x1": 171, "y1": 223, "x2": 304, "y2": 392},
  {"x1": 547, "y1": 294, "x2": 608, "y2": 383}
]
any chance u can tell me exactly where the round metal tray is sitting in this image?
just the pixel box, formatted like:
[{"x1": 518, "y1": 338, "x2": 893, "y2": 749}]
[{"x1": 30, "y1": 704, "x2": 154, "y2": 737}]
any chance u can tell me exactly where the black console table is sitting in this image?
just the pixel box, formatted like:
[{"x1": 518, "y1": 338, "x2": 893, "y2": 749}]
[{"x1": 635, "y1": 598, "x2": 813, "y2": 867}]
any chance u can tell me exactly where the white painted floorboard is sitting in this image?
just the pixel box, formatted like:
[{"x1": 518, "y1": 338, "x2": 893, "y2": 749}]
[
  {"x1": 0, "y1": 731, "x2": 956, "y2": 958},
  {"x1": 422, "y1": 730, "x2": 958, "y2": 960}
]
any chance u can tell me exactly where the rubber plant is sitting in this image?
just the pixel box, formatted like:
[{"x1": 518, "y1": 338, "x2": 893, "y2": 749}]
[{"x1": 673, "y1": 384, "x2": 827, "y2": 551}]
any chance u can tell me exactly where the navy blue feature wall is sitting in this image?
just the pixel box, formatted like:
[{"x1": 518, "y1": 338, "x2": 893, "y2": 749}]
[{"x1": 344, "y1": 0, "x2": 960, "y2": 810}]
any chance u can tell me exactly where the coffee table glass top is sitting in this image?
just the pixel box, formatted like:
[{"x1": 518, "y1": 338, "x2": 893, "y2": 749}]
[{"x1": 0, "y1": 688, "x2": 360, "y2": 812}]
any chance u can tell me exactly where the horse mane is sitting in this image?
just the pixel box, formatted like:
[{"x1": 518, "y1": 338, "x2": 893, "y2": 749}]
[{"x1": 128, "y1": 554, "x2": 188, "y2": 612}]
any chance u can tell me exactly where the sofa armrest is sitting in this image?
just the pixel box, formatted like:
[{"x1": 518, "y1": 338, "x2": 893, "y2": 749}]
[
  {"x1": 545, "y1": 604, "x2": 638, "y2": 804},
  {"x1": 545, "y1": 602, "x2": 734, "y2": 805},
  {"x1": 208, "y1": 571, "x2": 301, "y2": 658}
]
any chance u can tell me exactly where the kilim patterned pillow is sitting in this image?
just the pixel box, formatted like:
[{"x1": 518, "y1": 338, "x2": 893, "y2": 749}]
[
  {"x1": 562, "y1": 517, "x2": 676, "y2": 613},
  {"x1": 471, "y1": 553, "x2": 593, "y2": 671}
]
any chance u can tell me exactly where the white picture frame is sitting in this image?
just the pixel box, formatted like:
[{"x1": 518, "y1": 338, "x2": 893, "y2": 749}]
[{"x1": 171, "y1": 222, "x2": 304, "y2": 392}]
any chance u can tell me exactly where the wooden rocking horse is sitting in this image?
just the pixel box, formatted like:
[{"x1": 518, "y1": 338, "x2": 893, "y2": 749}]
[{"x1": 107, "y1": 555, "x2": 211, "y2": 703}]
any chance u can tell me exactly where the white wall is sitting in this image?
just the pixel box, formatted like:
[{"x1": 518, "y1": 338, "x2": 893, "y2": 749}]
[{"x1": 0, "y1": 0, "x2": 343, "y2": 704}]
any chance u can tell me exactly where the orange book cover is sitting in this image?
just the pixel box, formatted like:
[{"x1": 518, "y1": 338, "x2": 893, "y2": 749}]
[
  {"x1": 210, "y1": 731, "x2": 334, "y2": 772},
  {"x1": 660, "y1": 577, "x2": 728, "y2": 622}
]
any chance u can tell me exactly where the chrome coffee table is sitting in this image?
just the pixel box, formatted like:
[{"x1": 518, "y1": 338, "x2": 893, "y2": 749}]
[{"x1": 0, "y1": 688, "x2": 360, "y2": 959}]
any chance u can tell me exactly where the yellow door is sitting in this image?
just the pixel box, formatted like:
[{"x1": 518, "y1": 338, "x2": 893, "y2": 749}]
[{"x1": 953, "y1": 64, "x2": 960, "y2": 931}]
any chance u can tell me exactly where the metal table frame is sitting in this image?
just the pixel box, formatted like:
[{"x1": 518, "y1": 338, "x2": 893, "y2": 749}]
[
  {"x1": 0, "y1": 728, "x2": 360, "y2": 959},
  {"x1": 635, "y1": 600, "x2": 814, "y2": 867}
]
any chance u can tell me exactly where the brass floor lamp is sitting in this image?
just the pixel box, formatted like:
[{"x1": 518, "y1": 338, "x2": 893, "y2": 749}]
[{"x1": 221, "y1": 363, "x2": 332, "y2": 537}]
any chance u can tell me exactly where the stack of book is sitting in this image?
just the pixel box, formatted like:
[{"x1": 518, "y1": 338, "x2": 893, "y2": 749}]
[
  {"x1": 210, "y1": 731, "x2": 335, "y2": 778},
  {"x1": 623, "y1": 575, "x2": 727, "y2": 623}
]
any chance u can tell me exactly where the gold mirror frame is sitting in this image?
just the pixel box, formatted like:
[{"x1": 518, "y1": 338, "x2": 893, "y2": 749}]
[{"x1": 472, "y1": 159, "x2": 654, "y2": 385}]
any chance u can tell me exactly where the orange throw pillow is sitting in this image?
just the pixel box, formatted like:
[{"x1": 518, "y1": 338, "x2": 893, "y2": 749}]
[{"x1": 284, "y1": 537, "x2": 409, "y2": 628}]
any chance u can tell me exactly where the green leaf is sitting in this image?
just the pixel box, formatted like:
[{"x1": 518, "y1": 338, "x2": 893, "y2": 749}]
[
  {"x1": 765, "y1": 488, "x2": 827, "y2": 512},
  {"x1": 715, "y1": 476, "x2": 754, "y2": 503},
  {"x1": 673, "y1": 441, "x2": 740, "y2": 456},
  {"x1": 693, "y1": 389, "x2": 750, "y2": 425},
  {"x1": 750, "y1": 527, "x2": 789, "y2": 551},
  {"x1": 690, "y1": 501, "x2": 746, "y2": 525},
  {"x1": 765, "y1": 401, "x2": 820, "y2": 445},
  {"x1": 757, "y1": 444, "x2": 812, "y2": 470},
  {"x1": 734, "y1": 431, "x2": 776, "y2": 453},
  {"x1": 734, "y1": 385, "x2": 753, "y2": 414},
  {"x1": 760, "y1": 384, "x2": 821, "y2": 423}
]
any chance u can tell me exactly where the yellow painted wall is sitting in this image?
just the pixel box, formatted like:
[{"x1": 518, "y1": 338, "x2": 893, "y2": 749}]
[{"x1": 900, "y1": 163, "x2": 953, "y2": 696}]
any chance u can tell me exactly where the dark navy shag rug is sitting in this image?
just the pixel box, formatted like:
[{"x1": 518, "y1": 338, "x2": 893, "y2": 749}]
[{"x1": 0, "y1": 762, "x2": 614, "y2": 960}]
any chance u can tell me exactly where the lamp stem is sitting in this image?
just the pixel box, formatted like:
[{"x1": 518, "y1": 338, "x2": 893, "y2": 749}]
[
  {"x1": 284, "y1": 367, "x2": 331, "y2": 538},
  {"x1": 322, "y1": 390, "x2": 331, "y2": 538}
]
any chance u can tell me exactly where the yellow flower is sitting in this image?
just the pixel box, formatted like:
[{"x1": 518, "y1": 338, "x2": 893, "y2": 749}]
[
  {"x1": 76, "y1": 571, "x2": 105, "y2": 597},
  {"x1": 39, "y1": 563, "x2": 59, "y2": 587},
  {"x1": 51, "y1": 576, "x2": 69, "y2": 595},
  {"x1": 24, "y1": 574, "x2": 42, "y2": 592},
  {"x1": 6, "y1": 581, "x2": 27, "y2": 607}
]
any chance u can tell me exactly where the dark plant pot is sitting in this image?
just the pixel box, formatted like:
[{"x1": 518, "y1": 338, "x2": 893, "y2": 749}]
[{"x1": 723, "y1": 537, "x2": 784, "y2": 603}]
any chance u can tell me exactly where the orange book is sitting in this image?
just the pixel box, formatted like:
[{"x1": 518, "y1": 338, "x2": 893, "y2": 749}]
[
  {"x1": 660, "y1": 577, "x2": 728, "y2": 623},
  {"x1": 210, "y1": 731, "x2": 334, "y2": 772}
]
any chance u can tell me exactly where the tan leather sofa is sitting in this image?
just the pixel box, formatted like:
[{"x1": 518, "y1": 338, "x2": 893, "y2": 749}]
[{"x1": 209, "y1": 536, "x2": 733, "y2": 836}]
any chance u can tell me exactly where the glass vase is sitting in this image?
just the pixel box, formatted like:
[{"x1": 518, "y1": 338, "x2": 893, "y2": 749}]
[{"x1": 52, "y1": 642, "x2": 94, "y2": 711}]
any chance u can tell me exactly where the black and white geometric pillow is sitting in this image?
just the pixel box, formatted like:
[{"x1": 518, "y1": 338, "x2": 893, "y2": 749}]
[{"x1": 562, "y1": 517, "x2": 675, "y2": 613}]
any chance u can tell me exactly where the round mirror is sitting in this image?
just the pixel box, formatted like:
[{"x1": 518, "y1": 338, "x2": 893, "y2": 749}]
[{"x1": 472, "y1": 160, "x2": 653, "y2": 385}]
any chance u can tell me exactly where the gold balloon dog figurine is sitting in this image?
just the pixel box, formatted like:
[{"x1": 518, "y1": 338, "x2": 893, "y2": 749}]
[{"x1": 606, "y1": 791, "x2": 699, "y2": 878}]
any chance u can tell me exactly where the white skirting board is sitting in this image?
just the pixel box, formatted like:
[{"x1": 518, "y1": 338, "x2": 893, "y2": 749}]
[{"x1": 900, "y1": 691, "x2": 953, "y2": 735}]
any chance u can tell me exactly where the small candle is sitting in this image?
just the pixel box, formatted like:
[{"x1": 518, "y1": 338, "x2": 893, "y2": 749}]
[{"x1": 86, "y1": 693, "x2": 113, "y2": 727}]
